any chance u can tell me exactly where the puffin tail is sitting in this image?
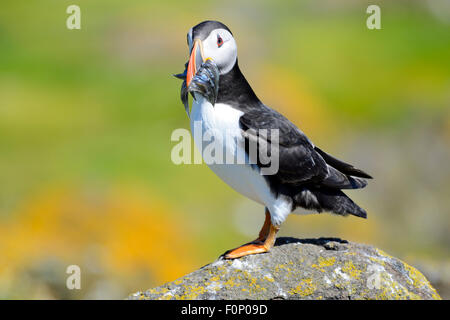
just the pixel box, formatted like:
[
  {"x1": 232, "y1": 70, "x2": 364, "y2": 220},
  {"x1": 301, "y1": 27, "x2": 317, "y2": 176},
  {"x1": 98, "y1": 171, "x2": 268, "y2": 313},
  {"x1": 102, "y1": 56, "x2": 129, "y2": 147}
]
[
  {"x1": 294, "y1": 188, "x2": 367, "y2": 219},
  {"x1": 314, "y1": 146, "x2": 373, "y2": 179},
  {"x1": 314, "y1": 188, "x2": 367, "y2": 218}
]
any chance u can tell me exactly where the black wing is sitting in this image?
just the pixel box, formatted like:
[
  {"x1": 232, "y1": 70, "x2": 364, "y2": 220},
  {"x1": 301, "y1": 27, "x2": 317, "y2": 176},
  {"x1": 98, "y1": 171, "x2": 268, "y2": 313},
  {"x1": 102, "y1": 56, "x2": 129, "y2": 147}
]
[{"x1": 239, "y1": 104, "x2": 371, "y2": 189}]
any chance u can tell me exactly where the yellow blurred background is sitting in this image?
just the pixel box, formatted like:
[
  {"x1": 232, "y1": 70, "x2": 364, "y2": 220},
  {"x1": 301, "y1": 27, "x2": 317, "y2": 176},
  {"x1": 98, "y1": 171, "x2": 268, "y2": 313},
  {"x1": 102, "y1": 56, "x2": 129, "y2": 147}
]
[{"x1": 0, "y1": 0, "x2": 449, "y2": 299}]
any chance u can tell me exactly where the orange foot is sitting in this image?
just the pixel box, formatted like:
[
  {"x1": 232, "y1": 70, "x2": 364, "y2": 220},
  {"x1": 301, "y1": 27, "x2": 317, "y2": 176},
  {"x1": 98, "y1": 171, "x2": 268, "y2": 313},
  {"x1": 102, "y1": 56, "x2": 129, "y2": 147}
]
[
  {"x1": 224, "y1": 212, "x2": 279, "y2": 259},
  {"x1": 224, "y1": 242, "x2": 269, "y2": 259}
]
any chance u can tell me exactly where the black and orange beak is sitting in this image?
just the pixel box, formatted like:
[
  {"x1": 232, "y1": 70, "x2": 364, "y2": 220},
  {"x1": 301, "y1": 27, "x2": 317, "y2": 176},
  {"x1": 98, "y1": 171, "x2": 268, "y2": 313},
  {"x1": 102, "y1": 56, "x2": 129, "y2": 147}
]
[{"x1": 186, "y1": 39, "x2": 205, "y2": 87}]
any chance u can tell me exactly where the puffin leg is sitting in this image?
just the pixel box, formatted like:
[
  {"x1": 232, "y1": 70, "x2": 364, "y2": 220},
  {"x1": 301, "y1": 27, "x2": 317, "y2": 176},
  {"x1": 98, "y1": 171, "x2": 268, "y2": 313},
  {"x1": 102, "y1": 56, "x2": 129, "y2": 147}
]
[
  {"x1": 224, "y1": 212, "x2": 279, "y2": 259},
  {"x1": 253, "y1": 208, "x2": 271, "y2": 243}
]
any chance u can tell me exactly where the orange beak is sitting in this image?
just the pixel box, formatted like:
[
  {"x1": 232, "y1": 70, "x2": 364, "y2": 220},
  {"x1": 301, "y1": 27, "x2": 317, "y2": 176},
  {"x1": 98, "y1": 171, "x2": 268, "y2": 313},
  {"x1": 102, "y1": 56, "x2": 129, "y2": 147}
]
[{"x1": 186, "y1": 39, "x2": 204, "y2": 88}]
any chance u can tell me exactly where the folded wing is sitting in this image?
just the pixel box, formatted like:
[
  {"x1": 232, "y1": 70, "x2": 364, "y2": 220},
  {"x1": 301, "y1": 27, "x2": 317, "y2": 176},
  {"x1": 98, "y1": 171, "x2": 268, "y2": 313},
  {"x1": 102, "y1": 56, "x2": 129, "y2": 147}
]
[{"x1": 239, "y1": 104, "x2": 372, "y2": 190}]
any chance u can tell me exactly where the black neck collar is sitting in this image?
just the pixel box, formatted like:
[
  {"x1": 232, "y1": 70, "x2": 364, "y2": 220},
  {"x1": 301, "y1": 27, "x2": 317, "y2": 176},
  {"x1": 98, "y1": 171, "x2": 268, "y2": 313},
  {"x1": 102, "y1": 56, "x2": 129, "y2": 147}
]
[{"x1": 216, "y1": 61, "x2": 261, "y2": 111}]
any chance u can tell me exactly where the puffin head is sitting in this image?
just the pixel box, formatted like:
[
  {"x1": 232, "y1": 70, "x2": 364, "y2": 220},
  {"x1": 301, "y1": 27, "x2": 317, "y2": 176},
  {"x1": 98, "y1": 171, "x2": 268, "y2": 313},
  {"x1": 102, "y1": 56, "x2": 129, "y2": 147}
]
[{"x1": 186, "y1": 21, "x2": 237, "y2": 87}]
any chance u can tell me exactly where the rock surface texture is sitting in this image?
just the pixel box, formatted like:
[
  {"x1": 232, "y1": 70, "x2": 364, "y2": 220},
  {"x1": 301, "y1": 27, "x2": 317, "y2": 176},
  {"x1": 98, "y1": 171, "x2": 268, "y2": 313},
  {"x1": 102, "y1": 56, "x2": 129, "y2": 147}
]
[{"x1": 129, "y1": 238, "x2": 441, "y2": 300}]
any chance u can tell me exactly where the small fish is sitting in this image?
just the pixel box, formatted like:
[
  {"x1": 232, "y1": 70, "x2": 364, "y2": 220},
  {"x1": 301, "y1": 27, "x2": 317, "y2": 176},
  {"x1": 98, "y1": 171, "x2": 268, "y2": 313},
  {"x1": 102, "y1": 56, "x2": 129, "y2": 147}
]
[
  {"x1": 187, "y1": 59, "x2": 220, "y2": 107},
  {"x1": 173, "y1": 60, "x2": 220, "y2": 117}
]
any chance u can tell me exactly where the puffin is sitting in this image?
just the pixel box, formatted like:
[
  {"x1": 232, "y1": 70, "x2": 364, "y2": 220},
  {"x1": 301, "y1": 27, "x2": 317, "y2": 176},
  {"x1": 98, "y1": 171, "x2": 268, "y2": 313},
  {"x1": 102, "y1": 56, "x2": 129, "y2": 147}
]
[{"x1": 175, "y1": 21, "x2": 372, "y2": 259}]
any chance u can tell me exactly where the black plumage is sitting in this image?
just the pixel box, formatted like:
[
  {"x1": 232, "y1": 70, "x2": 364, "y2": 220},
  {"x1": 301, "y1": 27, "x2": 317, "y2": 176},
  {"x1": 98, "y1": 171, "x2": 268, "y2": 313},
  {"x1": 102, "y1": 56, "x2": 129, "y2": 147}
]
[
  {"x1": 218, "y1": 62, "x2": 372, "y2": 218},
  {"x1": 191, "y1": 21, "x2": 233, "y2": 41}
]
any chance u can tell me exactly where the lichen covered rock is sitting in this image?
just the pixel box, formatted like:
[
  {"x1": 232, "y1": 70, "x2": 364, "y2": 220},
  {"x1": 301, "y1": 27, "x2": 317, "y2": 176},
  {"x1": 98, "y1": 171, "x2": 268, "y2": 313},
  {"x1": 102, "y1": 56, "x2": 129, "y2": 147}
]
[{"x1": 129, "y1": 238, "x2": 441, "y2": 300}]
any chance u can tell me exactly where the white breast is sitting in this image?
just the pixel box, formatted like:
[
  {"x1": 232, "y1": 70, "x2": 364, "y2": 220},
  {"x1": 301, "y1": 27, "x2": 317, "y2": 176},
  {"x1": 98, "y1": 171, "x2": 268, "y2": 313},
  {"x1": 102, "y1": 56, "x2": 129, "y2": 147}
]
[{"x1": 189, "y1": 94, "x2": 293, "y2": 226}]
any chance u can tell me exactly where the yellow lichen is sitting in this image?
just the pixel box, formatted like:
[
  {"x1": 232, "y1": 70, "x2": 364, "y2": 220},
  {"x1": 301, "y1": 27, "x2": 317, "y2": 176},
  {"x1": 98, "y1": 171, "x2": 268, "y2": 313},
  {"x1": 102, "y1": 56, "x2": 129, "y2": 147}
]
[
  {"x1": 403, "y1": 262, "x2": 441, "y2": 299},
  {"x1": 373, "y1": 249, "x2": 441, "y2": 300},
  {"x1": 176, "y1": 284, "x2": 207, "y2": 300},
  {"x1": 223, "y1": 277, "x2": 240, "y2": 288},
  {"x1": 160, "y1": 287, "x2": 169, "y2": 294},
  {"x1": 369, "y1": 256, "x2": 386, "y2": 266},
  {"x1": 311, "y1": 257, "x2": 336, "y2": 272},
  {"x1": 341, "y1": 261, "x2": 364, "y2": 280},
  {"x1": 344, "y1": 252, "x2": 356, "y2": 256},
  {"x1": 209, "y1": 276, "x2": 220, "y2": 282},
  {"x1": 146, "y1": 288, "x2": 159, "y2": 295},
  {"x1": 289, "y1": 278, "x2": 316, "y2": 297}
]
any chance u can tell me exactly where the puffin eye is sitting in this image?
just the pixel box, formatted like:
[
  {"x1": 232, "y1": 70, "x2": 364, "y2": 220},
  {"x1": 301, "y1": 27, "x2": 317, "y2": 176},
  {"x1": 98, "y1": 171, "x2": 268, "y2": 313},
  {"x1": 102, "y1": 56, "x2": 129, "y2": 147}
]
[{"x1": 217, "y1": 35, "x2": 224, "y2": 48}]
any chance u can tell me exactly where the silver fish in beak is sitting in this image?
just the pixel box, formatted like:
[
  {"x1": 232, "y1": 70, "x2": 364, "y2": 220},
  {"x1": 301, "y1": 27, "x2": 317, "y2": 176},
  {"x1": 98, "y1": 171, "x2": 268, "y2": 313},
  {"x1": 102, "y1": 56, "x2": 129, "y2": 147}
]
[
  {"x1": 174, "y1": 59, "x2": 220, "y2": 117},
  {"x1": 187, "y1": 59, "x2": 219, "y2": 106}
]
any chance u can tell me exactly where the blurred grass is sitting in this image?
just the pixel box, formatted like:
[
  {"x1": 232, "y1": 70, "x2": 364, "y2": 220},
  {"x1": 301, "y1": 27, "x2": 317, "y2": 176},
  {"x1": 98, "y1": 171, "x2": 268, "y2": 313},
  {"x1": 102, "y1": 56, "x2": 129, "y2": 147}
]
[{"x1": 0, "y1": 0, "x2": 449, "y2": 298}]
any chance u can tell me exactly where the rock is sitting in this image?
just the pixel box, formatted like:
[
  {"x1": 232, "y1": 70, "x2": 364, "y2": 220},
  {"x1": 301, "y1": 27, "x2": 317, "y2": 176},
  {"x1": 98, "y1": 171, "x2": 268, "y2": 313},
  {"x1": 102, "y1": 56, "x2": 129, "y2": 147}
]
[{"x1": 129, "y1": 237, "x2": 441, "y2": 300}]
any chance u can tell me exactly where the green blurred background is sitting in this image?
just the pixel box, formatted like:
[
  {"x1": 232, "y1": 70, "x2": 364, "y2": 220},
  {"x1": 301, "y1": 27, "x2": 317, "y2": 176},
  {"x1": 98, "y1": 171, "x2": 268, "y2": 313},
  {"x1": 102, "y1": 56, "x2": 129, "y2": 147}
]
[{"x1": 0, "y1": 0, "x2": 449, "y2": 299}]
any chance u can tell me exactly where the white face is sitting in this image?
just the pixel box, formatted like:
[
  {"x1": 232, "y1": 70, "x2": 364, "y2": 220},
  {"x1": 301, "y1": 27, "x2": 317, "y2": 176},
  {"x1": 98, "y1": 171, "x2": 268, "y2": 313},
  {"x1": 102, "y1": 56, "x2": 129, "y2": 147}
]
[{"x1": 188, "y1": 28, "x2": 237, "y2": 75}]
